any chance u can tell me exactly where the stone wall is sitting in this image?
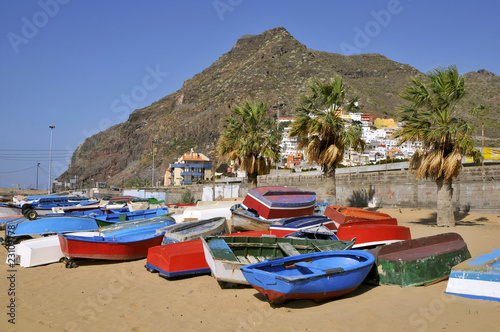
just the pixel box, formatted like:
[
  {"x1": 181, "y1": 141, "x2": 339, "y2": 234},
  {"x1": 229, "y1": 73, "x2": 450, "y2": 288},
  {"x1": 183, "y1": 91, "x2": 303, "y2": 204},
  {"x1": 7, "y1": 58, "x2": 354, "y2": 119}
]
[
  {"x1": 131, "y1": 164, "x2": 499, "y2": 213},
  {"x1": 257, "y1": 164, "x2": 500, "y2": 213}
]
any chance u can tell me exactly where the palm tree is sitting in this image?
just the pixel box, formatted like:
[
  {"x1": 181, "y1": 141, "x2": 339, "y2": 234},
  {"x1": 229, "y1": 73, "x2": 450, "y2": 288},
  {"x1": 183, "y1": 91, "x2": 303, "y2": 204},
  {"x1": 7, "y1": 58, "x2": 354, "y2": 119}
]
[
  {"x1": 290, "y1": 77, "x2": 365, "y2": 204},
  {"x1": 394, "y1": 65, "x2": 482, "y2": 227},
  {"x1": 218, "y1": 101, "x2": 281, "y2": 188}
]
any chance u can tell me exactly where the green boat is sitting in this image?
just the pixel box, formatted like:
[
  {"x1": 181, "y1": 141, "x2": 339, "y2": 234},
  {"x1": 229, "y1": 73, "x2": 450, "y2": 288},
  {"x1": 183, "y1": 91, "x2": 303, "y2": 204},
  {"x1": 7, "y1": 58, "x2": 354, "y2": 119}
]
[
  {"x1": 365, "y1": 232, "x2": 471, "y2": 287},
  {"x1": 202, "y1": 235, "x2": 356, "y2": 285}
]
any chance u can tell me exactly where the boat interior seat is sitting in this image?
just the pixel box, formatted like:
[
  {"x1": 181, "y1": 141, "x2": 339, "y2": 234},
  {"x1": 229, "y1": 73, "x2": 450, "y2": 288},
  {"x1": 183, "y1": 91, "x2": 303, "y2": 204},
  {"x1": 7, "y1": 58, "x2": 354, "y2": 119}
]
[{"x1": 278, "y1": 242, "x2": 301, "y2": 256}]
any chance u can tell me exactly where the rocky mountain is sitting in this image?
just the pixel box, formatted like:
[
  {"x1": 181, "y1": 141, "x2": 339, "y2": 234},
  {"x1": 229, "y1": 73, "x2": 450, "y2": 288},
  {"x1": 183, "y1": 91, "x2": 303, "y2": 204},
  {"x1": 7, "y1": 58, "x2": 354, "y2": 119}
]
[{"x1": 58, "y1": 27, "x2": 500, "y2": 187}]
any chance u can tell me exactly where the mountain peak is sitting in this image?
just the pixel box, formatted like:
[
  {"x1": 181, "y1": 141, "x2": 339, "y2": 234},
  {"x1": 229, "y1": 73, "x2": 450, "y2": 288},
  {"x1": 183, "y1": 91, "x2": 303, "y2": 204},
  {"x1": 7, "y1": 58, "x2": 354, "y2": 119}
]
[{"x1": 58, "y1": 28, "x2": 500, "y2": 186}]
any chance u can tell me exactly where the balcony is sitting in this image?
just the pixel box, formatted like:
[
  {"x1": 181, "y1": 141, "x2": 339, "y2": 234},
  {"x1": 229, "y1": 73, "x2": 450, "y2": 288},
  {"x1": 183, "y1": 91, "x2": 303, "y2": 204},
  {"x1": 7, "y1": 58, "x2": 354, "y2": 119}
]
[{"x1": 181, "y1": 171, "x2": 203, "y2": 176}]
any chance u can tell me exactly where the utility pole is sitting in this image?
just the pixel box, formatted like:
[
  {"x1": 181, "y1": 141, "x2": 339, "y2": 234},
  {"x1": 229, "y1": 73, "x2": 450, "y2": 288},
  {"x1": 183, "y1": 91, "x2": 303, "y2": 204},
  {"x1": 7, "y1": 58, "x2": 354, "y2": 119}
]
[
  {"x1": 36, "y1": 163, "x2": 40, "y2": 190},
  {"x1": 48, "y1": 125, "x2": 55, "y2": 194},
  {"x1": 152, "y1": 139, "x2": 158, "y2": 187}
]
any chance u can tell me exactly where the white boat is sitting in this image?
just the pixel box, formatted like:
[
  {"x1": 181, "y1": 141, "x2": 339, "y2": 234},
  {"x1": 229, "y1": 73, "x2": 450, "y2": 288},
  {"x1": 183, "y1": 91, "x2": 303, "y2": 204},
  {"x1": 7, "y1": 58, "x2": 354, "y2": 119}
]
[
  {"x1": 0, "y1": 203, "x2": 22, "y2": 218},
  {"x1": 445, "y1": 249, "x2": 500, "y2": 302},
  {"x1": 175, "y1": 200, "x2": 242, "y2": 223},
  {"x1": 159, "y1": 217, "x2": 228, "y2": 244},
  {"x1": 5, "y1": 232, "x2": 98, "y2": 268}
]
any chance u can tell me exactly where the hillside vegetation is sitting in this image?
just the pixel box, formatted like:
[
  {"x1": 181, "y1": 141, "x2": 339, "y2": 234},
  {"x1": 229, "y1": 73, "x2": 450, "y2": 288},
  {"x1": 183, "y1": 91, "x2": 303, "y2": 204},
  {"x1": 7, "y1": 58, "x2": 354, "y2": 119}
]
[{"x1": 58, "y1": 27, "x2": 500, "y2": 186}]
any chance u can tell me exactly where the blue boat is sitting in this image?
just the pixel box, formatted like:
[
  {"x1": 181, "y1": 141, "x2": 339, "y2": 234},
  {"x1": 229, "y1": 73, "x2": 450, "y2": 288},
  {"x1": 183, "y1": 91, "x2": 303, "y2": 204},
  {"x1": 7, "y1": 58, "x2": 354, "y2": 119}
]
[
  {"x1": 15, "y1": 195, "x2": 99, "y2": 218},
  {"x1": 92, "y1": 207, "x2": 170, "y2": 226},
  {"x1": 270, "y1": 215, "x2": 337, "y2": 233},
  {"x1": 4, "y1": 215, "x2": 99, "y2": 241},
  {"x1": 59, "y1": 216, "x2": 176, "y2": 262},
  {"x1": 445, "y1": 249, "x2": 500, "y2": 302},
  {"x1": 240, "y1": 250, "x2": 375, "y2": 304},
  {"x1": 284, "y1": 224, "x2": 339, "y2": 241}
]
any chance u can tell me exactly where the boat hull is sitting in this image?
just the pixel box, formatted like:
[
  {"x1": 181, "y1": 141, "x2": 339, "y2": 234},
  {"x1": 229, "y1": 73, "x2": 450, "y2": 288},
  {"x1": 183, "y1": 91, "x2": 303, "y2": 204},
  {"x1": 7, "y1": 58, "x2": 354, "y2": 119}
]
[
  {"x1": 93, "y1": 207, "x2": 170, "y2": 226},
  {"x1": 323, "y1": 206, "x2": 392, "y2": 225},
  {"x1": 8, "y1": 232, "x2": 98, "y2": 267},
  {"x1": 337, "y1": 223, "x2": 411, "y2": 248},
  {"x1": 240, "y1": 250, "x2": 375, "y2": 304},
  {"x1": 0, "y1": 204, "x2": 22, "y2": 218},
  {"x1": 59, "y1": 218, "x2": 174, "y2": 261},
  {"x1": 366, "y1": 232, "x2": 471, "y2": 287},
  {"x1": 5, "y1": 216, "x2": 99, "y2": 239},
  {"x1": 270, "y1": 215, "x2": 337, "y2": 233},
  {"x1": 445, "y1": 249, "x2": 500, "y2": 302},
  {"x1": 230, "y1": 206, "x2": 274, "y2": 232},
  {"x1": 161, "y1": 217, "x2": 228, "y2": 245},
  {"x1": 59, "y1": 233, "x2": 164, "y2": 260},
  {"x1": 242, "y1": 186, "x2": 315, "y2": 220}
]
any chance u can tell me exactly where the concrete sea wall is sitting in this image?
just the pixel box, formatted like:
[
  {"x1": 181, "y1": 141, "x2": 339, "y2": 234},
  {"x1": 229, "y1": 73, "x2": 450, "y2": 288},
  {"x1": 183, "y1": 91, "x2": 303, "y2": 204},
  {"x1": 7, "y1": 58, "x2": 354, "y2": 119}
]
[{"x1": 123, "y1": 164, "x2": 499, "y2": 214}]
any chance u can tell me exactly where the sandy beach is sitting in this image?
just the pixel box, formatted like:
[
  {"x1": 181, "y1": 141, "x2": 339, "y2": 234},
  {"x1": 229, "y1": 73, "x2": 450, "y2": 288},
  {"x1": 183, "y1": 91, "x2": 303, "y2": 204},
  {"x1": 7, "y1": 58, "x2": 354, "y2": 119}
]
[{"x1": 1, "y1": 208, "x2": 499, "y2": 332}]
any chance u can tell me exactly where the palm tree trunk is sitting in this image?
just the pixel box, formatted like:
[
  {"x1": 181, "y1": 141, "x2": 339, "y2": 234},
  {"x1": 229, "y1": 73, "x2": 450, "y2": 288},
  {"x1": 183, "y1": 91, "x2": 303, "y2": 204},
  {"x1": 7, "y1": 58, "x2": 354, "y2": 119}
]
[
  {"x1": 324, "y1": 165, "x2": 337, "y2": 205},
  {"x1": 247, "y1": 172, "x2": 258, "y2": 190},
  {"x1": 436, "y1": 177, "x2": 455, "y2": 227}
]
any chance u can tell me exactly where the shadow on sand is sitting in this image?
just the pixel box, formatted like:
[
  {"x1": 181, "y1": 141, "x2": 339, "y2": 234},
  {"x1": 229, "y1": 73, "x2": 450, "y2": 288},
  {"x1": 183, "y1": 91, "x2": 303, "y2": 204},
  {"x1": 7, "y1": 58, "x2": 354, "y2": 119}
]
[
  {"x1": 408, "y1": 211, "x2": 488, "y2": 227},
  {"x1": 250, "y1": 283, "x2": 377, "y2": 309}
]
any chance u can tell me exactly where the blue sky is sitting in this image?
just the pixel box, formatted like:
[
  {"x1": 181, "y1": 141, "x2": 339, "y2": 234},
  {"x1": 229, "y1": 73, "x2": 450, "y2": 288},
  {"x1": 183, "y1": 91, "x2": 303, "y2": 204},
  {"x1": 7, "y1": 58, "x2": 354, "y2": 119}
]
[{"x1": 1, "y1": 0, "x2": 499, "y2": 189}]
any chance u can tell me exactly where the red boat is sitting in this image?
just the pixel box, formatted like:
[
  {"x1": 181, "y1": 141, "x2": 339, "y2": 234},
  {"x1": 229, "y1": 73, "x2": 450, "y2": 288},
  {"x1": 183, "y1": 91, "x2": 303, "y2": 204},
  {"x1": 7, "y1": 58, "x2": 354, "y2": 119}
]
[
  {"x1": 59, "y1": 218, "x2": 174, "y2": 263},
  {"x1": 145, "y1": 230, "x2": 294, "y2": 278},
  {"x1": 336, "y1": 223, "x2": 411, "y2": 248},
  {"x1": 323, "y1": 205, "x2": 393, "y2": 227},
  {"x1": 242, "y1": 186, "x2": 316, "y2": 220}
]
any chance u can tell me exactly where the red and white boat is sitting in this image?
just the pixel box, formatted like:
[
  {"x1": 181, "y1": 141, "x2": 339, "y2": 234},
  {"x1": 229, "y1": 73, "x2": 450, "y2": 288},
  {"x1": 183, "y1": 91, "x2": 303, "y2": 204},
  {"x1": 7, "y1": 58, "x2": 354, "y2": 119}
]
[{"x1": 242, "y1": 186, "x2": 316, "y2": 220}]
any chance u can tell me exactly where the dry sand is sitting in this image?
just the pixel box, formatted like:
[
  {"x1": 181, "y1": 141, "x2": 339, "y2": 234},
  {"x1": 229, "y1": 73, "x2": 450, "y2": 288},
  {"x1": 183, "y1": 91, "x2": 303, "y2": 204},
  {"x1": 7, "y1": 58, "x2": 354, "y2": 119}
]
[{"x1": 1, "y1": 208, "x2": 499, "y2": 332}]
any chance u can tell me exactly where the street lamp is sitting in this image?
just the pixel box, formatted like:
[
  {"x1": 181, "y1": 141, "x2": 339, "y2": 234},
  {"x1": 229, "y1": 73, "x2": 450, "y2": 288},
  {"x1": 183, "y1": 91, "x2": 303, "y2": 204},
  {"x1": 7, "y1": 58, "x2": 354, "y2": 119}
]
[
  {"x1": 152, "y1": 139, "x2": 158, "y2": 187},
  {"x1": 48, "y1": 125, "x2": 55, "y2": 193},
  {"x1": 36, "y1": 163, "x2": 40, "y2": 190},
  {"x1": 272, "y1": 102, "x2": 286, "y2": 178}
]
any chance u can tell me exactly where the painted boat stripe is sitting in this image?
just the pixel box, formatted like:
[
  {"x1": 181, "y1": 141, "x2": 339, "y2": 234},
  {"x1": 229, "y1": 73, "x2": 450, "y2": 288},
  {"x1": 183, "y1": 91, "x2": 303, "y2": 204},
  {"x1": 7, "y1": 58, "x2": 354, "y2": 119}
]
[
  {"x1": 449, "y1": 271, "x2": 500, "y2": 282},
  {"x1": 466, "y1": 249, "x2": 500, "y2": 266},
  {"x1": 446, "y1": 278, "x2": 500, "y2": 299}
]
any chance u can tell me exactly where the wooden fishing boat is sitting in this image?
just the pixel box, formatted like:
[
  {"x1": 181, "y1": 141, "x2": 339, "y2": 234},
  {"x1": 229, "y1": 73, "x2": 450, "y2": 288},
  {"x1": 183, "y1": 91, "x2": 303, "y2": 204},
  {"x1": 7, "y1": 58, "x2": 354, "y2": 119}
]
[
  {"x1": 365, "y1": 232, "x2": 471, "y2": 287},
  {"x1": 242, "y1": 186, "x2": 316, "y2": 220},
  {"x1": 336, "y1": 223, "x2": 411, "y2": 248},
  {"x1": 202, "y1": 235, "x2": 356, "y2": 286},
  {"x1": 283, "y1": 224, "x2": 339, "y2": 241},
  {"x1": 269, "y1": 215, "x2": 337, "y2": 237},
  {"x1": 6, "y1": 232, "x2": 97, "y2": 268},
  {"x1": 159, "y1": 217, "x2": 228, "y2": 245},
  {"x1": 323, "y1": 205, "x2": 393, "y2": 228},
  {"x1": 445, "y1": 249, "x2": 500, "y2": 302},
  {"x1": 58, "y1": 217, "x2": 175, "y2": 263},
  {"x1": 92, "y1": 207, "x2": 171, "y2": 226},
  {"x1": 0, "y1": 203, "x2": 22, "y2": 218},
  {"x1": 51, "y1": 200, "x2": 103, "y2": 214},
  {"x1": 145, "y1": 230, "x2": 295, "y2": 279},
  {"x1": 17, "y1": 195, "x2": 98, "y2": 216},
  {"x1": 240, "y1": 250, "x2": 375, "y2": 304},
  {"x1": 4, "y1": 215, "x2": 99, "y2": 243},
  {"x1": 230, "y1": 204, "x2": 275, "y2": 232}
]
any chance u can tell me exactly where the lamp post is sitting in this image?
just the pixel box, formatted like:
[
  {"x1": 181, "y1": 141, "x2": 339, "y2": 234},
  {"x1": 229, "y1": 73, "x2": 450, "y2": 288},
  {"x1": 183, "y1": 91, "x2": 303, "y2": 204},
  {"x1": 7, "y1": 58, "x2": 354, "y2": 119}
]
[
  {"x1": 36, "y1": 163, "x2": 40, "y2": 190},
  {"x1": 48, "y1": 125, "x2": 55, "y2": 193},
  {"x1": 272, "y1": 101, "x2": 286, "y2": 179},
  {"x1": 152, "y1": 139, "x2": 158, "y2": 187}
]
